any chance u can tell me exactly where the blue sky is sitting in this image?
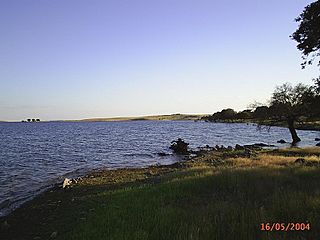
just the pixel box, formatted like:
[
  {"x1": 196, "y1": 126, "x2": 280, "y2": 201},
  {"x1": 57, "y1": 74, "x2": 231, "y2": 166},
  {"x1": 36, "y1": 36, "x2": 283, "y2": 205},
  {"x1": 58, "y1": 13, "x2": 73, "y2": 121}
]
[{"x1": 0, "y1": 0, "x2": 318, "y2": 121}]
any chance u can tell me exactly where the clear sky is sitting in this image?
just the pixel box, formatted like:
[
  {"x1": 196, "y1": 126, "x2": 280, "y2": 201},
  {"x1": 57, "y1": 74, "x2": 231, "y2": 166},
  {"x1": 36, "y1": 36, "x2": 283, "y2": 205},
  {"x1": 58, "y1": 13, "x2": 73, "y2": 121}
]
[{"x1": 0, "y1": 0, "x2": 318, "y2": 121}]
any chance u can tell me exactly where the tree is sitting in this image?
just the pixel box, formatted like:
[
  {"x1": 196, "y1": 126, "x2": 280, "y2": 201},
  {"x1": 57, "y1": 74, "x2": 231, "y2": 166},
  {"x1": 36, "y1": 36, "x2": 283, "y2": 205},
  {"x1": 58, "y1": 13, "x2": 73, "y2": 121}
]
[
  {"x1": 314, "y1": 77, "x2": 320, "y2": 93},
  {"x1": 291, "y1": 1, "x2": 320, "y2": 121},
  {"x1": 253, "y1": 106, "x2": 270, "y2": 119},
  {"x1": 236, "y1": 110, "x2": 253, "y2": 119},
  {"x1": 219, "y1": 108, "x2": 237, "y2": 119},
  {"x1": 308, "y1": 78, "x2": 320, "y2": 118},
  {"x1": 291, "y1": 0, "x2": 320, "y2": 69},
  {"x1": 201, "y1": 108, "x2": 237, "y2": 122},
  {"x1": 268, "y1": 83, "x2": 314, "y2": 144}
]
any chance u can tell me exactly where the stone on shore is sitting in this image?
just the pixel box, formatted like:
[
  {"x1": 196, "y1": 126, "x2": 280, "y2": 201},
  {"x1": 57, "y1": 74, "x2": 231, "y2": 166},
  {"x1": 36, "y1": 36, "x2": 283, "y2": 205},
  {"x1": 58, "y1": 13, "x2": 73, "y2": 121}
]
[
  {"x1": 62, "y1": 178, "x2": 72, "y2": 189},
  {"x1": 170, "y1": 138, "x2": 189, "y2": 155},
  {"x1": 235, "y1": 144, "x2": 244, "y2": 150}
]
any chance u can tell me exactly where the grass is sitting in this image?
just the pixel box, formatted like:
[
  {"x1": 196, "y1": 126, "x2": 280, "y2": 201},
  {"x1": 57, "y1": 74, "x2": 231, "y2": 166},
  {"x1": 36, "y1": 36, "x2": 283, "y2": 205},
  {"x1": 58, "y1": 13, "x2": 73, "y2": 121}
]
[
  {"x1": 74, "y1": 114, "x2": 206, "y2": 122},
  {"x1": 207, "y1": 118, "x2": 320, "y2": 131},
  {"x1": 1, "y1": 148, "x2": 320, "y2": 240},
  {"x1": 274, "y1": 147, "x2": 320, "y2": 156}
]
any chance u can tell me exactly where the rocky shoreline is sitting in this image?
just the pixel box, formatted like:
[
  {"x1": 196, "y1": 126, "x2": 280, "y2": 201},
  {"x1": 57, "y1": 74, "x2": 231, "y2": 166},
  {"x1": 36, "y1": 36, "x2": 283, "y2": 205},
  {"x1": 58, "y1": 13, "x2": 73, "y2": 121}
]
[
  {"x1": 1, "y1": 139, "x2": 319, "y2": 219},
  {"x1": 1, "y1": 144, "x2": 320, "y2": 239},
  {"x1": 0, "y1": 142, "x2": 264, "y2": 219}
]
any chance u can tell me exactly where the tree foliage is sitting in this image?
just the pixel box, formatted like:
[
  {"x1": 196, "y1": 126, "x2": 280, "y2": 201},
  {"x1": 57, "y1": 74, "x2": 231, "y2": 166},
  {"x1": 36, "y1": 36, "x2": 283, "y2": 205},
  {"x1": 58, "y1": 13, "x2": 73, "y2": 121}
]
[
  {"x1": 264, "y1": 82, "x2": 319, "y2": 143},
  {"x1": 291, "y1": 0, "x2": 320, "y2": 68},
  {"x1": 269, "y1": 83, "x2": 313, "y2": 119}
]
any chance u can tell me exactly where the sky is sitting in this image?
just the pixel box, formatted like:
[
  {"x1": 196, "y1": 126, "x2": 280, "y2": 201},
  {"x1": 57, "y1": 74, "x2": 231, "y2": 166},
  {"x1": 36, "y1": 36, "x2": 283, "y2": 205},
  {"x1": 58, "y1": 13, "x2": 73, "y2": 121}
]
[{"x1": 0, "y1": 0, "x2": 319, "y2": 121}]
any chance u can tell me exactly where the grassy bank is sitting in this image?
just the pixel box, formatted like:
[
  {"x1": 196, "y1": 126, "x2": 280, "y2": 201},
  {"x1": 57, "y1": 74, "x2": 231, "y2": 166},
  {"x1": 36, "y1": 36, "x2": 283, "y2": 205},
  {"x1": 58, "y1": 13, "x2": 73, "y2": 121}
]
[
  {"x1": 205, "y1": 118, "x2": 320, "y2": 131},
  {"x1": 1, "y1": 148, "x2": 320, "y2": 239},
  {"x1": 74, "y1": 114, "x2": 205, "y2": 122}
]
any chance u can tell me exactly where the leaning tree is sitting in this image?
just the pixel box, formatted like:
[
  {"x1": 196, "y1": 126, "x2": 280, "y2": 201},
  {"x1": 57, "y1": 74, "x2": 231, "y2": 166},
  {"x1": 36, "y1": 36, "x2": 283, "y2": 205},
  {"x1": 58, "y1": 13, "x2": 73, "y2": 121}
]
[
  {"x1": 251, "y1": 2, "x2": 320, "y2": 144},
  {"x1": 268, "y1": 83, "x2": 315, "y2": 144}
]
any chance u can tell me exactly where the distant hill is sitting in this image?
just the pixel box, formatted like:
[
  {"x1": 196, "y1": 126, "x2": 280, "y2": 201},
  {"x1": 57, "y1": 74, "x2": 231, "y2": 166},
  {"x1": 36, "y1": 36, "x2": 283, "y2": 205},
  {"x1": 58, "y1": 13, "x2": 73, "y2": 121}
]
[{"x1": 76, "y1": 114, "x2": 206, "y2": 122}]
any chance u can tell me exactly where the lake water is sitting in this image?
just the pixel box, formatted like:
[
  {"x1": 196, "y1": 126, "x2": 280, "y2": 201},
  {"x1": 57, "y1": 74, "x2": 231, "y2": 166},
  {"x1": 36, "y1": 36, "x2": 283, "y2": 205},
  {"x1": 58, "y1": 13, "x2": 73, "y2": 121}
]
[{"x1": 0, "y1": 121, "x2": 319, "y2": 216}]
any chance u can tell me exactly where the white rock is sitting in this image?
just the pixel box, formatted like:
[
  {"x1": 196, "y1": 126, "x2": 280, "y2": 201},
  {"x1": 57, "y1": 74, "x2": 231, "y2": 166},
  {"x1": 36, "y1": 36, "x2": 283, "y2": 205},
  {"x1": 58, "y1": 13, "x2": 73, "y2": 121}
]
[{"x1": 62, "y1": 178, "x2": 72, "y2": 188}]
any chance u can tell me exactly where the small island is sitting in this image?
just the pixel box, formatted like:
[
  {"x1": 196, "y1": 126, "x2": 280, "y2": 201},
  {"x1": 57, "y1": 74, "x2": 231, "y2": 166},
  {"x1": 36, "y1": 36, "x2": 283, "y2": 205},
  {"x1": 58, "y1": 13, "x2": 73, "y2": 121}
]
[{"x1": 21, "y1": 119, "x2": 40, "y2": 122}]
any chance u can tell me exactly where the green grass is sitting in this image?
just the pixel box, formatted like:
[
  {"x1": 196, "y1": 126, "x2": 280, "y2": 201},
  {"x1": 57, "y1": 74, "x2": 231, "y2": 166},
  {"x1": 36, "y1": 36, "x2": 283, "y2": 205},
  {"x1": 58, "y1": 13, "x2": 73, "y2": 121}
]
[
  {"x1": 62, "y1": 167, "x2": 320, "y2": 240},
  {"x1": 2, "y1": 149, "x2": 320, "y2": 240}
]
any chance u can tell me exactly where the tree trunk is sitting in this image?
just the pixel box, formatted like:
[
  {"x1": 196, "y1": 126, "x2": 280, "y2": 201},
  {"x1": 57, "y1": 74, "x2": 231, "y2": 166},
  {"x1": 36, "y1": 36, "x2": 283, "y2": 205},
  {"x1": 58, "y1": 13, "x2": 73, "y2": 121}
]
[{"x1": 287, "y1": 118, "x2": 301, "y2": 144}]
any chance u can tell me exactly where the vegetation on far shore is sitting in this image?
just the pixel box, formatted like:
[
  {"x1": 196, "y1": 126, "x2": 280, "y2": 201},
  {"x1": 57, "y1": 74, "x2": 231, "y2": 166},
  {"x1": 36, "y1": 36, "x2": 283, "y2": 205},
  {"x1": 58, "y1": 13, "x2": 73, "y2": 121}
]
[
  {"x1": 201, "y1": 79, "x2": 320, "y2": 143},
  {"x1": 201, "y1": 117, "x2": 320, "y2": 131},
  {"x1": 2, "y1": 113, "x2": 320, "y2": 133},
  {"x1": 76, "y1": 114, "x2": 206, "y2": 122},
  {"x1": 1, "y1": 147, "x2": 320, "y2": 240}
]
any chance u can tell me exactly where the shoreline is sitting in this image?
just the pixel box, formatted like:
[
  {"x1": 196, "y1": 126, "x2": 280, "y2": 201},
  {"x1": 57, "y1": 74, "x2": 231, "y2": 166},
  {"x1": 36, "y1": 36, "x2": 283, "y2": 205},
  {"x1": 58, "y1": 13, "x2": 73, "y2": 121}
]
[
  {"x1": 203, "y1": 119, "x2": 320, "y2": 131},
  {"x1": 0, "y1": 137, "x2": 319, "y2": 219},
  {"x1": 1, "y1": 146, "x2": 320, "y2": 239},
  {"x1": 0, "y1": 161, "x2": 182, "y2": 218},
  {"x1": 0, "y1": 160, "x2": 186, "y2": 239},
  {"x1": 3, "y1": 118, "x2": 320, "y2": 132}
]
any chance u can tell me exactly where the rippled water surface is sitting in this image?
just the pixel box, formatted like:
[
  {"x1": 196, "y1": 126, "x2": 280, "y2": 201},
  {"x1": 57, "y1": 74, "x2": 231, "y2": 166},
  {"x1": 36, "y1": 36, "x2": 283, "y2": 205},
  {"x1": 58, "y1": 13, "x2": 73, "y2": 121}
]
[{"x1": 0, "y1": 121, "x2": 319, "y2": 216}]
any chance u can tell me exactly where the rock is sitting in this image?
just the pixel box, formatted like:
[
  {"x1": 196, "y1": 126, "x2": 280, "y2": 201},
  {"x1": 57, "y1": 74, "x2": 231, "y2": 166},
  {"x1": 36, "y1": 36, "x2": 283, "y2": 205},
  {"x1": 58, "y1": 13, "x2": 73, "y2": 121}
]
[
  {"x1": 253, "y1": 143, "x2": 275, "y2": 147},
  {"x1": 277, "y1": 139, "x2": 286, "y2": 144},
  {"x1": 315, "y1": 138, "x2": 320, "y2": 141},
  {"x1": 316, "y1": 142, "x2": 320, "y2": 147},
  {"x1": 243, "y1": 144, "x2": 261, "y2": 150},
  {"x1": 220, "y1": 145, "x2": 226, "y2": 150},
  {"x1": 72, "y1": 177, "x2": 82, "y2": 184},
  {"x1": 170, "y1": 138, "x2": 189, "y2": 155},
  {"x1": 197, "y1": 145, "x2": 213, "y2": 152},
  {"x1": 62, "y1": 178, "x2": 72, "y2": 188},
  {"x1": 235, "y1": 144, "x2": 244, "y2": 150},
  {"x1": 50, "y1": 231, "x2": 58, "y2": 238},
  {"x1": 295, "y1": 158, "x2": 306, "y2": 164}
]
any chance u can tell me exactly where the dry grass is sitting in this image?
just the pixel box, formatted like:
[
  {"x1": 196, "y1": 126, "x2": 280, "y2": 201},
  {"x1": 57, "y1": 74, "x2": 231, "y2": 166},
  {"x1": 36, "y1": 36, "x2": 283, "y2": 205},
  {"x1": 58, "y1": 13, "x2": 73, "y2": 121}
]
[
  {"x1": 230, "y1": 153, "x2": 320, "y2": 168},
  {"x1": 276, "y1": 147, "x2": 320, "y2": 155}
]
